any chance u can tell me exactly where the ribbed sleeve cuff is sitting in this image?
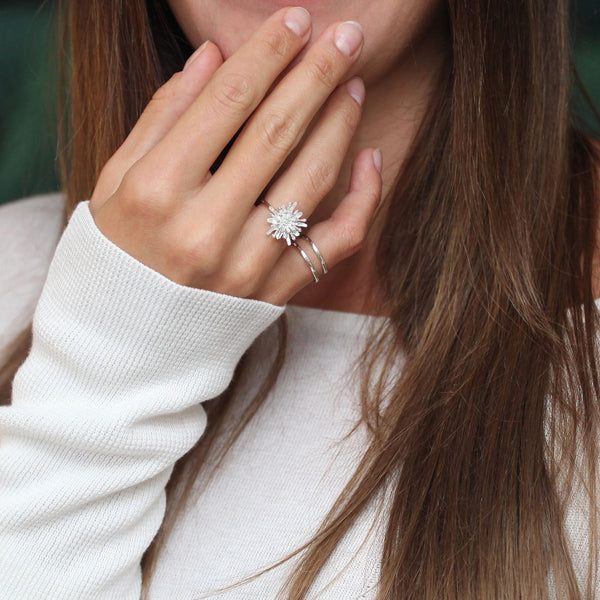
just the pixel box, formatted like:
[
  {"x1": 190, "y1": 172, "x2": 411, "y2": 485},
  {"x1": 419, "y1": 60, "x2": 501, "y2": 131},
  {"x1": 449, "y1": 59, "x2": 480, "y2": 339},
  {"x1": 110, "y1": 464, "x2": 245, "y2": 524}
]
[
  {"x1": 0, "y1": 200, "x2": 285, "y2": 599},
  {"x1": 21, "y1": 199, "x2": 286, "y2": 404}
]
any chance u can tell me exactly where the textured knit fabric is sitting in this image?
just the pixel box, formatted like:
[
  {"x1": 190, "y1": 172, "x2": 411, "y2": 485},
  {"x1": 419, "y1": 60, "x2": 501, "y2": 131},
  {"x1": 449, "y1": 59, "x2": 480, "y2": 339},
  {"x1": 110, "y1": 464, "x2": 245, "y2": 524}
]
[
  {"x1": 0, "y1": 194, "x2": 597, "y2": 599},
  {"x1": 0, "y1": 194, "x2": 64, "y2": 365},
  {"x1": 0, "y1": 195, "x2": 284, "y2": 598}
]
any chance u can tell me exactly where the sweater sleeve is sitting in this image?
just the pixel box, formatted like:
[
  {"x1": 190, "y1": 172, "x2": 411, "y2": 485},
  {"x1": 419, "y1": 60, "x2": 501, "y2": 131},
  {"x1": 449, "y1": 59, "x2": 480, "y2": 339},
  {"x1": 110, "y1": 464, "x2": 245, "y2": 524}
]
[{"x1": 0, "y1": 200, "x2": 285, "y2": 599}]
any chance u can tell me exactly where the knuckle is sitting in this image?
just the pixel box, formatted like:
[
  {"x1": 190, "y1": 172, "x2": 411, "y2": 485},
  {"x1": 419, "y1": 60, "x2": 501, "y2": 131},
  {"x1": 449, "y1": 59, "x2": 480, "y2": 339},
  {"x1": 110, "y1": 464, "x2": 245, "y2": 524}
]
[
  {"x1": 117, "y1": 167, "x2": 171, "y2": 217},
  {"x1": 199, "y1": 249, "x2": 257, "y2": 296},
  {"x1": 140, "y1": 73, "x2": 181, "y2": 121},
  {"x1": 222, "y1": 270, "x2": 256, "y2": 298},
  {"x1": 335, "y1": 217, "x2": 367, "y2": 253},
  {"x1": 305, "y1": 160, "x2": 336, "y2": 197},
  {"x1": 142, "y1": 73, "x2": 199, "y2": 124},
  {"x1": 366, "y1": 189, "x2": 381, "y2": 206},
  {"x1": 91, "y1": 157, "x2": 125, "y2": 208},
  {"x1": 337, "y1": 99, "x2": 361, "y2": 132},
  {"x1": 174, "y1": 231, "x2": 224, "y2": 277},
  {"x1": 211, "y1": 72, "x2": 254, "y2": 114},
  {"x1": 257, "y1": 110, "x2": 298, "y2": 154},
  {"x1": 148, "y1": 74, "x2": 182, "y2": 108},
  {"x1": 307, "y1": 54, "x2": 339, "y2": 88},
  {"x1": 118, "y1": 168, "x2": 148, "y2": 206},
  {"x1": 260, "y1": 29, "x2": 291, "y2": 59},
  {"x1": 97, "y1": 155, "x2": 122, "y2": 188}
]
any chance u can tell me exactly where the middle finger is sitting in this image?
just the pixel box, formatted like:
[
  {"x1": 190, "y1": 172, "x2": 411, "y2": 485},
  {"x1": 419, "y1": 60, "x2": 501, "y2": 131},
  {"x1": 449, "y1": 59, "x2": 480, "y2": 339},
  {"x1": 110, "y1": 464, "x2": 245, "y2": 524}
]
[{"x1": 197, "y1": 20, "x2": 365, "y2": 231}]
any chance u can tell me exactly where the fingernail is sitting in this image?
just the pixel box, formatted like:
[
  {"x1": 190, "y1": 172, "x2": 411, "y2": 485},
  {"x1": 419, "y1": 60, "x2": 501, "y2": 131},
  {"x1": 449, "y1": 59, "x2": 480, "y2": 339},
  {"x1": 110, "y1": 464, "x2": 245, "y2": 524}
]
[
  {"x1": 284, "y1": 7, "x2": 311, "y2": 37},
  {"x1": 346, "y1": 77, "x2": 365, "y2": 106},
  {"x1": 334, "y1": 21, "x2": 363, "y2": 57},
  {"x1": 184, "y1": 40, "x2": 209, "y2": 71},
  {"x1": 373, "y1": 148, "x2": 383, "y2": 173}
]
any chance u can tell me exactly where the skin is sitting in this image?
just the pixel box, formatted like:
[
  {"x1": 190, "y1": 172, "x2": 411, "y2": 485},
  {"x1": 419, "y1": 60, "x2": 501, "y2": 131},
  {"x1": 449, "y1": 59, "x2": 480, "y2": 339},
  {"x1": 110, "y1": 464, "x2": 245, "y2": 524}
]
[
  {"x1": 89, "y1": 3, "x2": 449, "y2": 314},
  {"x1": 167, "y1": 0, "x2": 449, "y2": 315}
]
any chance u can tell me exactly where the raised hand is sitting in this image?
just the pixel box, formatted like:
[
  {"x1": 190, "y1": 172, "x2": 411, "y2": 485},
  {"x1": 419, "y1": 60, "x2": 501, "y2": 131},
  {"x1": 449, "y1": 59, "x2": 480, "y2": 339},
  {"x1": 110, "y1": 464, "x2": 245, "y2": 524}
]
[{"x1": 89, "y1": 6, "x2": 382, "y2": 307}]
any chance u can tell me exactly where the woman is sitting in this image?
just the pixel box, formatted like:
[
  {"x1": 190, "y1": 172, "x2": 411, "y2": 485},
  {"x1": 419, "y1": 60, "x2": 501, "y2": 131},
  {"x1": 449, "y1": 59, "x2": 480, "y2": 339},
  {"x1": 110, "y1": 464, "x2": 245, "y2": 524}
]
[{"x1": 0, "y1": 0, "x2": 599, "y2": 598}]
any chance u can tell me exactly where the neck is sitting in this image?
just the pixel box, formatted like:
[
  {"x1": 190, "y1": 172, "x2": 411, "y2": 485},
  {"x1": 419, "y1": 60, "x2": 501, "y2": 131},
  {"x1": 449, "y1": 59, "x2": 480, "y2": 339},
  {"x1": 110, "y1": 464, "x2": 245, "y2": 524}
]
[{"x1": 289, "y1": 19, "x2": 448, "y2": 316}]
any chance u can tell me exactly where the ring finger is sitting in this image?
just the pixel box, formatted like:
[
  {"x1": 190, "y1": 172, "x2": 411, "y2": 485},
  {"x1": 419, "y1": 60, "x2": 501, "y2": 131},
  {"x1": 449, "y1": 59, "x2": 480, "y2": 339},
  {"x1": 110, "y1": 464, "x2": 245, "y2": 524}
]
[
  {"x1": 255, "y1": 147, "x2": 383, "y2": 305},
  {"x1": 229, "y1": 76, "x2": 366, "y2": 283}
]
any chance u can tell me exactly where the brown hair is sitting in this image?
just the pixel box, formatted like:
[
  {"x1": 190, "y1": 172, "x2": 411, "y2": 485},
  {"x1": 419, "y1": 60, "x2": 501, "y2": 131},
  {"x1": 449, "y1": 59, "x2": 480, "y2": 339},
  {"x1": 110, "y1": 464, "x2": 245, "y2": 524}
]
[{"x1": 2, "y1": 0, "x2": 600, "y2": 597}]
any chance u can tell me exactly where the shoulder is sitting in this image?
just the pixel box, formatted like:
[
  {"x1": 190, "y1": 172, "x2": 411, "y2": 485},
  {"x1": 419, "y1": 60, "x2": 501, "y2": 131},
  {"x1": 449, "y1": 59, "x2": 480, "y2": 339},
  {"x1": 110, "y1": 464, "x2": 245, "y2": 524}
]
[
  {"x1": 0, "y1": 191, "x2": 65, "y2": 255},
  {"x1": 0, "y1": 192, "x2": 65, "y2": 282},
  {"x1": 0, "y1": 192, "x2": 65, "y2": 356},
  {"x1": 0, "y1": 191, "x2": 65, "y2": 234}
]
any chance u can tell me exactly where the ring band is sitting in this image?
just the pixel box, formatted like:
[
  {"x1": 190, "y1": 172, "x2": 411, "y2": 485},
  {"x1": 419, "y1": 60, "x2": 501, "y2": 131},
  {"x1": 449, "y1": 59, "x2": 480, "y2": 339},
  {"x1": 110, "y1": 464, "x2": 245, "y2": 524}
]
[
  {"x1": 291, "y1": 241, "x2": 320, "y2": 283},
  {"x1": 300, "y1": 234, "x2": 328, "y2": 275},
  {"x1": 258, "y1": 199, "x2": 327, "y2": 283}
]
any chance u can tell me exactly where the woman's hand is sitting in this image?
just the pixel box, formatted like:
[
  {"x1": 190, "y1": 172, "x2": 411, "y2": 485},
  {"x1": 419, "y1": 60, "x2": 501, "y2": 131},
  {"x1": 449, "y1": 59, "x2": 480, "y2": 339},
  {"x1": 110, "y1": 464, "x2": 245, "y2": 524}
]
[{"x1": 89, "y1": 6, "x2": 382, "y2": 307}]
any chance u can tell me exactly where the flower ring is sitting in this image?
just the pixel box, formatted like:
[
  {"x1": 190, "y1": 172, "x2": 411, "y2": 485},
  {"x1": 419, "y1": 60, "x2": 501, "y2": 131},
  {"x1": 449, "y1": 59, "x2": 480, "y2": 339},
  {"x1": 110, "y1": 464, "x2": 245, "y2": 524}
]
[{"x1": 265, "y1": 201, "x2": 308, "y2": 246}]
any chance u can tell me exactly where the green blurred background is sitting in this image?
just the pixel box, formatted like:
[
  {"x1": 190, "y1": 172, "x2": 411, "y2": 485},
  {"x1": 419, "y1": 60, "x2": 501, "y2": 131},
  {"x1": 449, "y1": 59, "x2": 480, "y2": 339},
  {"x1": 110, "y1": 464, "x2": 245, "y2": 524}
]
[{"x1": 1, "y1": 1, "x2": 599, "y2": 206}]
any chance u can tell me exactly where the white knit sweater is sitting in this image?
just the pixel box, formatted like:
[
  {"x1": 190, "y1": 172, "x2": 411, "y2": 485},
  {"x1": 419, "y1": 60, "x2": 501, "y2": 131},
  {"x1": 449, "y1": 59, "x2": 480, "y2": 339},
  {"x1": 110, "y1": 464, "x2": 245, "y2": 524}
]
[{"x1": 0, "y1": 194, "x2": 596, "y2": 599}]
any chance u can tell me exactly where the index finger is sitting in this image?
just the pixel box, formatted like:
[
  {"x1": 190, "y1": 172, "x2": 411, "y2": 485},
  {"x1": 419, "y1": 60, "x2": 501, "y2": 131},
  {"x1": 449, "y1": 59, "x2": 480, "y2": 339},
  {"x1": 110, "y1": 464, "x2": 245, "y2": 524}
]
[{"x1": 142, "y1": 6, "x2": 313, "y2": 190}]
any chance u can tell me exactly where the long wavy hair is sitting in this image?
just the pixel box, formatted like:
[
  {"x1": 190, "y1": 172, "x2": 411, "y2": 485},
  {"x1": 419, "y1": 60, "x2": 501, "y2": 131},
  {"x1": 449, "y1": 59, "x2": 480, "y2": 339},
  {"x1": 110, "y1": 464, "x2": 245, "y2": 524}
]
[{"x1": 2, "y1": 0, "x2": 600, "y2": 597}]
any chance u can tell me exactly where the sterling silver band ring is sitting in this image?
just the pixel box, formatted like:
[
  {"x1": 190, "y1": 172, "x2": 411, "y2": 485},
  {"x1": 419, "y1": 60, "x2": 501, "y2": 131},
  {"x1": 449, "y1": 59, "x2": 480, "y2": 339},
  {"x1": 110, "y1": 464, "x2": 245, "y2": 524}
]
[
  {"x1": 258, "y1": 199, "x2": 328, "y2": 283},
  {"x1": 291, "y1": 240, "x2": 320, "y2": 283},
  {"x1": 300, "y1": 233, "x2": 328, "y2": 275}
]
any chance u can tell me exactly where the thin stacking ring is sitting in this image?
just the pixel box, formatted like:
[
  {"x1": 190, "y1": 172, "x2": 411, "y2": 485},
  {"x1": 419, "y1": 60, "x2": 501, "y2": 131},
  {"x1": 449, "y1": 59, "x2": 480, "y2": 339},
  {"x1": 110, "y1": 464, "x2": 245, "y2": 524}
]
[
  {"x1": 300, "y1": 233, "x2": 328, "y2": 275},
  {"x1": 258, "y1": 198, "x2": 327, "y2": 283},
  {"x1": 291, "y1": 241, "x2": 320, "y2": 283}
]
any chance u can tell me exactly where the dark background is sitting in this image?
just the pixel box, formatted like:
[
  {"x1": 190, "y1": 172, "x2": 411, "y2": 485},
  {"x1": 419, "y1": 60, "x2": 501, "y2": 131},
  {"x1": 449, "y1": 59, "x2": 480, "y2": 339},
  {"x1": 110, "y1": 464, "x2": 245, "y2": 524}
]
[{"x1": 1, "y1": 0, "x2": 599, "y2": 206}]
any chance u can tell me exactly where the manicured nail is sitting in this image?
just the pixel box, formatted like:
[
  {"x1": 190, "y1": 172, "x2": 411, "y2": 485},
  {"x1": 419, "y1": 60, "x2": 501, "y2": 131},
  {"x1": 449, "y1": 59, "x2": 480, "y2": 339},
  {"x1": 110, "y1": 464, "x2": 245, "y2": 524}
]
[
  {"x1": 284, "y1": 7, "x2": 311, "y2": 37},
  {"x1": 334, "y1": 21, "x2": 363, "y2": 57},
  {"x1": 373, "y1": 148, "x2": 383, "y2": 173},
  {"x1": 184, "y1": 40, "x2": 209, "y2": 71},
  {"x1": 346, "y1": 77, "x2": 365, "y2": 106}
]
